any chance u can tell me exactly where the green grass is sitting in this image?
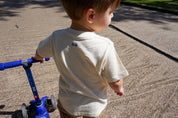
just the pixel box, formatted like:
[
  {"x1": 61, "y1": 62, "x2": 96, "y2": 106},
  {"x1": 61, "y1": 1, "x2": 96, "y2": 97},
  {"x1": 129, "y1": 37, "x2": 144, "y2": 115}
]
[{"x1": 122, "y1": 0, "x2": 178, "y2": 10}]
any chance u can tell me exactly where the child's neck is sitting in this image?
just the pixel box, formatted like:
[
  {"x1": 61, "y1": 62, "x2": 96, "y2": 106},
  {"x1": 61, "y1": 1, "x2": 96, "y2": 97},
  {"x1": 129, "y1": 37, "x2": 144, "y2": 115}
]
[{"x1": 70, "y1": 20, "x2": 94, "y2": 32}]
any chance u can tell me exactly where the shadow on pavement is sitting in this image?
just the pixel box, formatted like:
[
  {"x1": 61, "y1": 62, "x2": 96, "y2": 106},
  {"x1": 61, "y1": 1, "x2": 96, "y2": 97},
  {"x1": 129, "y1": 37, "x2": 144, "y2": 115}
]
[
  {"x1": 11, "y1": 110, "x2": 23, "y2": 118},
  {"x1": 0, "y1": 105, "x2": 23, "y2": 118},
  {"x1": 1, "y1": 0, "x2": 177, "y2": 24},
  {"x1": 113, "y1": 4, "x2": 178, "y2": 24},
  {"x1": 0, "y1": 0, "x2": 62, "y2": 21},
  {"x1": 0, "y1": 110, "x2": 23, "y2": 118}
]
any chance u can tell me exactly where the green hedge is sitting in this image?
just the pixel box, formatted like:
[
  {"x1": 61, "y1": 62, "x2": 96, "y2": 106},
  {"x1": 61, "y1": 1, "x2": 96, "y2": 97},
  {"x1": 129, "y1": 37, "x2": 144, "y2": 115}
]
[{"x1": 122, "y1": 0, "x2": 178, "y2": 10}]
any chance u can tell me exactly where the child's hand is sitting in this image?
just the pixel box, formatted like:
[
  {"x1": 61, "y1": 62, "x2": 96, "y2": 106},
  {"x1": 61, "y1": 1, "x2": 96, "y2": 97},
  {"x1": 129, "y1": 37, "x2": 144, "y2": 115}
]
[
  {"x1": 32, "y1": 51, "x2": 45, "y2": 63},
  {"x1": 109, "y1": 79, "x2": 124, "y2": 96},
  {"x1": 114, "y1": 87, "x2": 124, "y2": 96}
]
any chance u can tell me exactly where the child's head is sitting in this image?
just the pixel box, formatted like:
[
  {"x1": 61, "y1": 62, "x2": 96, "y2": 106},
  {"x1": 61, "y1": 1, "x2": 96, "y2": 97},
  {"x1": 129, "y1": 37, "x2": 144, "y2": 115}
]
[{"x1": 59, "y1": 0, "x2": 121, "y2": 20}]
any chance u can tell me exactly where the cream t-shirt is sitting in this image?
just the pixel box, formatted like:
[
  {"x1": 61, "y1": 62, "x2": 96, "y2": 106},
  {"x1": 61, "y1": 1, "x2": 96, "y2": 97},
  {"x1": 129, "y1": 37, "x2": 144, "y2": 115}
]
[{"x1": 37, "y1": 28, "x2": 129, "y2": 117}]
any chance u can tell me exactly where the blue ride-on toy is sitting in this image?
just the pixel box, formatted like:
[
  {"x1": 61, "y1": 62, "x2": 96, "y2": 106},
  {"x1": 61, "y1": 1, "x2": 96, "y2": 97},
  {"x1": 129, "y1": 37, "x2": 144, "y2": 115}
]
[{"x1": 0, "y1": 58, "x2": 57, "y2": 118}]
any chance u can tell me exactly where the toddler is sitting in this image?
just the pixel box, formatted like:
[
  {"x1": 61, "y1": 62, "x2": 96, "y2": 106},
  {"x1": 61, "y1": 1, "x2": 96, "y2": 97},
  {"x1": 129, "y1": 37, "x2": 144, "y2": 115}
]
[{"x1": 33, "y1": 0, "x2": 129, "y2": 118}]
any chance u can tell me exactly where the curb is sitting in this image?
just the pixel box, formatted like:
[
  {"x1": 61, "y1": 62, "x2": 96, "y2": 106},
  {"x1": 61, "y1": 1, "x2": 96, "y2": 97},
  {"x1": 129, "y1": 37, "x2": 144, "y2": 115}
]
[{"x1": 121, "y1": 1, "x2": 178, "y2": 15}]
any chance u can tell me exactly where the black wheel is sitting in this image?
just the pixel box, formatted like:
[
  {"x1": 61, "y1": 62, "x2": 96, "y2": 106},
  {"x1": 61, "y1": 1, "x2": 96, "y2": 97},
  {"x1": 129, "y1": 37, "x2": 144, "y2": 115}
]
[
  {"x1": 45, "y1": 95, "x2": 57, "y2": 112},
  {"x1": 22, "y1": 103, "x2": 28, "y2": 118},
  {"x1": 51, "y1": 95, "x2": 57, "y2": 110}
]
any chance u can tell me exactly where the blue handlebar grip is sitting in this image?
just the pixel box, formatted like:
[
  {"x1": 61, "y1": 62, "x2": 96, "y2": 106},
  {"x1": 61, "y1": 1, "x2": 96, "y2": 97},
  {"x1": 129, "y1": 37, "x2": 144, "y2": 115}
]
[
  {"x1": 0, "y1": 63, "x2": 3, "y2": 70},
  {"x1": 45, "y1": 57, "x2": 50, "y2": 61},
  {"x1": 27, "y1": 58, "x2": 50, "y2": 64},
  {"x1": 0, "y1": 60, "x2": 23, "y2": 70},
  {"x1": 0, "y1": 57, "x2": 50, "y2": 71}
]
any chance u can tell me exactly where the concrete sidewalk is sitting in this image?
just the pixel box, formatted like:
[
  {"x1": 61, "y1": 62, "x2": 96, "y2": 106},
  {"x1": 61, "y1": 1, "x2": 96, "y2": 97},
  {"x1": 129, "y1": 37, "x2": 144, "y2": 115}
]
[
  {"x1": 111, "y1": 4, "x2": 178, "y2": 61},
  {"x1": 0, "y1": 0, "x2": 177, "y2": 118}
]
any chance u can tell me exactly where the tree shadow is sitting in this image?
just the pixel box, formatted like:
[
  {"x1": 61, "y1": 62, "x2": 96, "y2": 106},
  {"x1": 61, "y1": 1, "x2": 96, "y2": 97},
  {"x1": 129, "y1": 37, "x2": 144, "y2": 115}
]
[
  {"x1": 31, "y1": 0, "x2": 62, "y2": 8},
  {"x1": 1, "y1": 0, "x2": 177, "y2": 24},
  {"x1": 113, "y1": 4, "x2": 178, "y2": 24},
  {"x1": 0, "y1": 0, "x2": 62, "y2": 21}
]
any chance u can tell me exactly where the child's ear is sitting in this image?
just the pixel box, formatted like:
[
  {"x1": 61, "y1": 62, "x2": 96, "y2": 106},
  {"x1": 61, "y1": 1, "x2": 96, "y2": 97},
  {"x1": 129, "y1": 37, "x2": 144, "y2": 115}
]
[{"x1": 86, "y1": 9, "x2": 95, "y2": 23}]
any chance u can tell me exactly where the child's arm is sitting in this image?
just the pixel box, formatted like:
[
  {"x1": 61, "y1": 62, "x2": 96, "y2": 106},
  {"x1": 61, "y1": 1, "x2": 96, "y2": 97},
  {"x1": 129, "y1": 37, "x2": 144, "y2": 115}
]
[
  {"x1": 32, "y1": 51, "x2": 45, "y2": 63},
  {"x1": 109, "y1": 79, "x2": 124, "y2": 96}
]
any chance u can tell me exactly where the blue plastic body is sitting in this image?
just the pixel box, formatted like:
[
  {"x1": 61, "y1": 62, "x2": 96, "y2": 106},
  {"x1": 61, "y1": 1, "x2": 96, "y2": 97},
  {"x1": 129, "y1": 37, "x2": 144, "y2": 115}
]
[
  {"x1": 0, "y1": 57, "x2": 50, "y2": 118},
  {"x1": 30, "y1": 96, "x2": 50, "y2": 118}
]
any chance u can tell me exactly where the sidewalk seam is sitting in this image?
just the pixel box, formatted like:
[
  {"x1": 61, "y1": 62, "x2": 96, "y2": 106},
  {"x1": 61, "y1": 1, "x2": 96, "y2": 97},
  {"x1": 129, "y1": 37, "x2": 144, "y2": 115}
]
[{"x1": 109, "y1": 24, "x2": 178, "y2": 63}]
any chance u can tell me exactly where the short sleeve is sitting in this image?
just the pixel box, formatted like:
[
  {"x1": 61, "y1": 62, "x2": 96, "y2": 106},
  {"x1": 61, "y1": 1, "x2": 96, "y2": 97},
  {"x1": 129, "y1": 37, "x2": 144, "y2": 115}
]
[
  {"x1": 37, "y1": 34, "x2": 53, "y2": 57},
  {"x1": 102, "y1": 43, "x2": 129, "y2": 82}
]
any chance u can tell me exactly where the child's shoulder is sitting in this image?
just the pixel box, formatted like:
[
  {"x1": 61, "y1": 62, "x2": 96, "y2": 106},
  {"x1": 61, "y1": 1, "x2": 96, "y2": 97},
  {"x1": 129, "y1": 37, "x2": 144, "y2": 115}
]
[
  {"x1": 52, "y1": 29, "x2": 67, "y2": 35},
  {"x1": 95, "y1": 34, "x2": 114, "y2": 46}
]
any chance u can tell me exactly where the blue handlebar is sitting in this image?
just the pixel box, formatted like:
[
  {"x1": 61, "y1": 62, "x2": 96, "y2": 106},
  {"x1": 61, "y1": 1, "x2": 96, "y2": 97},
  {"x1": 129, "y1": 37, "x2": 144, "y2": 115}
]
[{"x1": 0, "y1": 58, "x2": 50, "y2": 71}]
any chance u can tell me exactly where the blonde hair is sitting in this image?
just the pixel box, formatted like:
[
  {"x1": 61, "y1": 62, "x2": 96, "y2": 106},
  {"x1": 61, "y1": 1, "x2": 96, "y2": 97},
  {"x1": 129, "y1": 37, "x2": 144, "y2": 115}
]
[{"x1": 59, "y1": 0, "x2": 121, "y2": 20}]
